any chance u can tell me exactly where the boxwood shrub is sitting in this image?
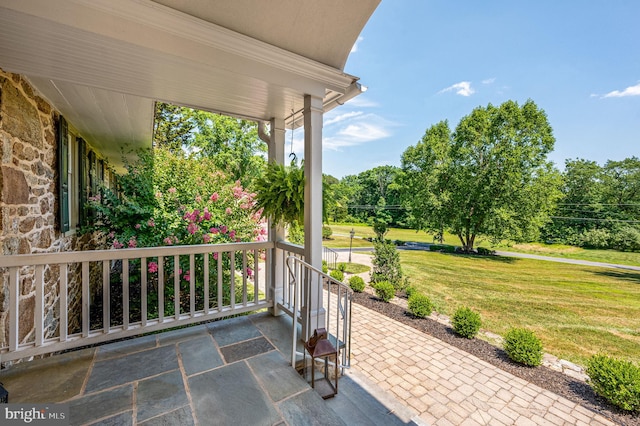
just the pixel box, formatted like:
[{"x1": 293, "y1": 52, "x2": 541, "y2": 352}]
[
  {"x1": 407, "y1": 294, "x2": 433, "y2": 318},
  {"x1": 452, "y1": 307, "x2": 482, "y2": 339},
  {"x1": 586, "y1": 354, "x2": 640, "y2": 412},
  {"x1": 373, "y1": 281, "x2": 395, "y2": 302},
  {"x1": 348, "y1": 275, "x2": 366, "y2": 293},
  {"x1": 503, "y1": 328, "x2": 543, "y2": 367},
  {"x1": 329, "y1": 269, "x2": 344, "y2": 282}
]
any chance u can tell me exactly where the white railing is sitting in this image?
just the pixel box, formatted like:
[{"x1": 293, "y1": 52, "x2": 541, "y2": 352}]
[
  {"x1": 285, "y1": 256, "x2": 352, "y2": 374},
  {"x1": 0, "y1": 242, "x2": 272, "y2": 363},
  {"x1": 275, "y1": 241, "x2": 305, "y2": 317}
]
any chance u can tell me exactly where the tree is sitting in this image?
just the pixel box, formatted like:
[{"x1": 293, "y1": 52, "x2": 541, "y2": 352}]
[{"x1": 402, "y1": 100, "x2": 562, "y2": 251}]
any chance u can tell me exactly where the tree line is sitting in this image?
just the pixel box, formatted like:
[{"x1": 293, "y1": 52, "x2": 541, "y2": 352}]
[{"x1": 325, "y1": 100, "x2": 640, "y2": 252}]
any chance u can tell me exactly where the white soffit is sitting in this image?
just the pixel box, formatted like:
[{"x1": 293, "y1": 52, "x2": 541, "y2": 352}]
[{"x1": 0, "y1": 0, "x2": 379, "y2": 167}]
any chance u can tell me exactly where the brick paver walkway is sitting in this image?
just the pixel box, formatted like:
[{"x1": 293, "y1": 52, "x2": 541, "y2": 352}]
[
  {"x1": 337, "y1": 251, "x2": 616, "y2": 425},
  {"x1": 349, "y1": 302, "x2": 616, "y2": 426}
]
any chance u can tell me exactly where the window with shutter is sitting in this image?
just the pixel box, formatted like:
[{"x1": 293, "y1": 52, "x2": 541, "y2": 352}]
[{"x1": 57, "y1": 116, "x2": 70, "y2": 233}]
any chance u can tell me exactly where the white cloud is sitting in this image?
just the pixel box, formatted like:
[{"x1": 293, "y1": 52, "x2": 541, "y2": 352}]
[
  {"x1": 439, "y1": 81, "x2": 475, "y2": 97},
  {"x1": 350, "y1": 36, "x2": 364, "y2": 53},
  {"x1": 324, "y1": 111, "x2": 364, "y2": 126},
  {"x1": 482, "y1": 78, "x2": 496, "y2": 85},
  {"x1": 602, "y1": 82, "x2": 640, "y2": 98}
]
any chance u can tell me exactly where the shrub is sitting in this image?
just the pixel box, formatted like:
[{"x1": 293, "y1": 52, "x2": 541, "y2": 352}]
[
  {"x1": 586, "y1": 354, "x2": 640, "y2": 412},
  {"x1": 408, "y1": 294, "x2": 433, "y2": 318},
  {"x1": 476, "y1": 247, "x2": 495, "y2": 256},
  {"x1": 452, "y1": 307, "x2": 482, "y2": 338},
  {"x1": 329, "y1": 269, "x2": 344, "y2": 282},
  {"x1": 322, "y1": 260, "x2": 328, "y2": 274},
  {"x1": 371, "y1": 240, "x2": 404, "y2": 289},
  {"x1": 405, "y1": 285, "x2": 417, "y2": 298},
  {"x1": 337, "y1": 262, "x2": 347, "y2": 272},
  {"x1": 611, "y1": 226, "x2": 640, "y2": 252},
  {"x1": 430, "y1": 244, "x2": 456, "y2": 253},
  {"x1": 322, "y1": 225, "x2": 333, "y2": 240},
  {"x1": 374, "y1": 281, "x2": 395, "y2": 302},
  {"x1": 579, "y1": 228, "x2": 611, "y2": 249},
  {"x1": 503, "y1": 328, "x2": 543, "y2": 367},
  {"x1": 348, "y1": 275, "x2": 366, "y2": 293}
]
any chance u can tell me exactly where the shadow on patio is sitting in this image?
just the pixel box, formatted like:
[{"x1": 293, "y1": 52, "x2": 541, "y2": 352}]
[{"x1": 0, "y1": 312, "x2": 419, "y2": 426}]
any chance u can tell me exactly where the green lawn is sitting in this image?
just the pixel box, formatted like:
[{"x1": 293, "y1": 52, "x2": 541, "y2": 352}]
[
  {"x1": 327, "y1": 224, "x2": 640, "y2": 267},
  {"x1": 400, "y1": 250, "x2": 640, "y2": 366}
]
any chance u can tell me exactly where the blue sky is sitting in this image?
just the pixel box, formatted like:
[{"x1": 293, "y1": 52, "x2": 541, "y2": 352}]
[{"x1": 294, "y1": 1, "x2": 640, "y2": 179}]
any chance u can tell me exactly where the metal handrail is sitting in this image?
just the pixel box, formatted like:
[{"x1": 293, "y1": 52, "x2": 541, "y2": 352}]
[{"x1": 285, "y1": 256, "x2": 353, "y2": 374}]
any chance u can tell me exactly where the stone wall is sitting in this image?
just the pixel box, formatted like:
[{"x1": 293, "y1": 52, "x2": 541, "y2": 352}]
[{"x1": 0, "y1": 68, "x2": 93, "y2": 357}]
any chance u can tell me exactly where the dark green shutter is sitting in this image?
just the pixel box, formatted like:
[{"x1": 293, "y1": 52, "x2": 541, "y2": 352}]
[
  {"x1": 57, "y1": 116, "x2": 70, "y2": 232},
  {"x1": 78, "y1": 138, "x2": 87, "y2": 228}
]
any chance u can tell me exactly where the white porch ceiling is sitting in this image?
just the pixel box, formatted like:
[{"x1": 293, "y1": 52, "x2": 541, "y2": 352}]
[{"x1": 0, "y1": 0, "x2": 379, "y2": 168}]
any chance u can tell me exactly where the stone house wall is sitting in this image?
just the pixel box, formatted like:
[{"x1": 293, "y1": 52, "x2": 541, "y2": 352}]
[{"x1": 0, "y1": 68, "x2": 99, "y2": 357}]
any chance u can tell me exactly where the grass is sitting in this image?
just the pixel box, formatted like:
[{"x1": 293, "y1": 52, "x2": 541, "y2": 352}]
[
  {"x1": 336, "y1": 262, "x2": 370, "y2": 274},
  {"x1": 327, "y1": 223, "x2": 640, "y2": 267},
  {"x1": 400, "y1": 250, "x2": 640, "y2": 366}
]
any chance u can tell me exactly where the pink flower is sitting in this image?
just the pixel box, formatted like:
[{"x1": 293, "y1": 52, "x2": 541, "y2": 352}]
[
  {"x1": 187, "y1": 222, "x2": 198, "y2": 235},
  {"x1": 155, "y1": 191, "x2": 163, "y2": 198},
  {"x1": 195, "y1": 195, "x2": 202, "y2": 203},
  {"x1": 246, "y1": 267, "x2": 253, "y2": 278},
  {"x1": 164, "y1": 237, "x2": 174, "y2": 245},
  {"x1": 203, "y1": 234, "x2": 211, "y2": 243},
  {"x1": 148, "y1": 261, "x2": 158, "y2": 273},
  {"x1": 210, "y1": 227, "x2": 219, "y2": 234},
  {"x1": 135, "y1": 224, "x2": 141, "y2": 229},
  {"x1": 203, "y1": 209, "x2": 211, "y2": 221},
  {"x1": 213, "y1": 252, "x2": 219, "y2": 260},
  {"x1": 183, "y1": 271, "x2": 191, "y2": 281},
  {"x1": 147, "y1": 219, "x2": 155, "y2": 227},
  {"x1": 225, "y1": 207, "x2": 232, "y2": 215},
  {"x1": 112, "y1": 239, "x2": 124, "y2": 249},
  {"x1": 108, "y1": 231, "x2": 115, "y2": 239},
  {"x1": 229, "y1": 230, "x2": 236, "y2": 240},
  {"x1": 128, "y1": 237, "x2": 137, "y2": 248},
  {"x1": 210, "y1": 192, "x2": 219, "y2": 202},
  {"x1": 168, "y1": 187, "x2": 177, "y2": 193},
  {"x1": 220, "y1": 225, "x2": 228, "y2": 234}
]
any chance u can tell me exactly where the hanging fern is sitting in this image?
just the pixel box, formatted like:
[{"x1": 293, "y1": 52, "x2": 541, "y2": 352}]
[{"x1": 254, "y1": 160, "x2": 305, "y2": 227}]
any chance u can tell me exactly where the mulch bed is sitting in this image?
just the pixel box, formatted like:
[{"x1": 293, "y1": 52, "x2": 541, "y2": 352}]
[{"x1": 351, "y1": 292, "x2": 640, "y2": 426}]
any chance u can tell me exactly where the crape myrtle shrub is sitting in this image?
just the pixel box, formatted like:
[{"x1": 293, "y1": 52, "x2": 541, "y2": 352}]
[{"x1": 86, "y1": 148, "x2": 266, "y2": 318}]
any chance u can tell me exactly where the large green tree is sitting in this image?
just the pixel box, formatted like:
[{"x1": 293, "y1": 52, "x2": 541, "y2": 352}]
[
  {"x1": 402, "y1": 100, "x2": 562, "y2": 250},
  {"x1": 153, "y1": 103, "x2": 266, "y2": 187}
]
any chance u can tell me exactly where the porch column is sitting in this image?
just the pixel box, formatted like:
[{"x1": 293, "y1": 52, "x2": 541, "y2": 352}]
[
  {"x1": 268, "y1": 117, "x2": 286, "y2": 317},
  {"x1": 303, "y1": 94, "x2": 326, "y2": 338}
]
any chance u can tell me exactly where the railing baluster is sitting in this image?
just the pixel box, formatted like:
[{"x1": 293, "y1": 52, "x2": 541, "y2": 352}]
[
  {"x1": 230, "y1": 252, "x2": 236, "y2": 310},
  {"x1": 217, "y1": 252, "x2": 223, "y2": 311},
  {"x1": 242, "y1": 250, "x2": 248, "y2": 306},
  {"x1": 60, "y1": 263, "x2": 68, "y2": 342},
  {"x1": 158, "y1": 256, "x2": 165, "y2": 322},
  {"x1": 9, "y1": 267, "x2": 19, "y2": 351},
  {"x1": 123, "y1": 259, "x2": 129, "y2": 329},
  {"x1": 103, "y1": 260, "x2": 110, "y2": 333},
  {"x1": 253, "y1": 249, "x2": 259, "y2": 304},
  {"x1": 204, "y1": 253, "x2": 210, "y2": 314},
  {"x1": 189, "y1": 254, "x2": 195, "y2": 316},
  {"x1": 35, "y1": 265, "x2": 44, "y2": 346},
  {"x1": 174, "y1": 255, "x2": 180, "y2": 319},
  {"x1": 82, "y1": 262, "x2": 89, "y2": 338},
  {"x1": 141, "y1": 257, "x2": 148, "y2": 326}
]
